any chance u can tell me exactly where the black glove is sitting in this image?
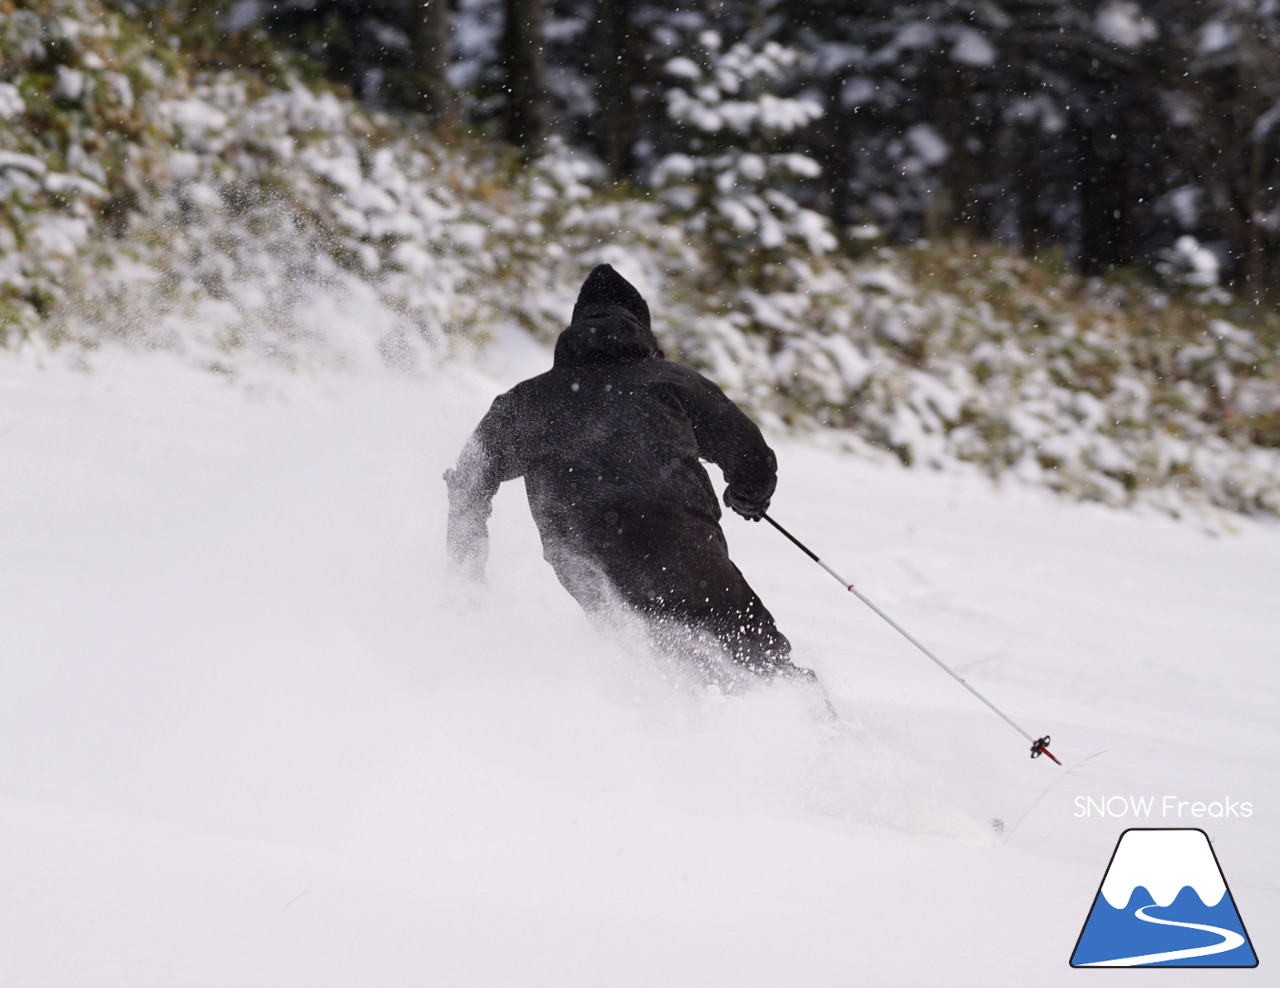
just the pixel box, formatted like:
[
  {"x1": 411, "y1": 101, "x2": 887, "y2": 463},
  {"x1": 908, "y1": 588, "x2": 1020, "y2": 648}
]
[{"x1": 724, "y1": 486, "x2": 769, "y2": 521}]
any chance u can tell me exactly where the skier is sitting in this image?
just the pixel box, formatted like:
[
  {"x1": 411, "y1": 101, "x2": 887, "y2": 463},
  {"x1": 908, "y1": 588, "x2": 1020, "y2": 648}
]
[{"x1": 445, "y1": 263, "x2": 814, "y2": 685}]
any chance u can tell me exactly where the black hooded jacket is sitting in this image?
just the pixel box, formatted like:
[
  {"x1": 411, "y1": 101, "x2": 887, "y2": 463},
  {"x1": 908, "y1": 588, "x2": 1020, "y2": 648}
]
[{"x1": 446, "y1": 265, "x2": 786, "y2": 664}]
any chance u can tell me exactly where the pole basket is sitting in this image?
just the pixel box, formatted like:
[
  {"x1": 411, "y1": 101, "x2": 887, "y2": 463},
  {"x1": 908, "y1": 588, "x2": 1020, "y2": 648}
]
[{"x1": 1030, "y1": 735, "x2": 1061, "y2": 765}]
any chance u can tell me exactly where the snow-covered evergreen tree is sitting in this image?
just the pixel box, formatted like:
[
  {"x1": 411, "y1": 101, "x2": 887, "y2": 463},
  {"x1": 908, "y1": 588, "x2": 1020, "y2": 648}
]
[{"x1": 650, "y1": 29, "x2": 834, "y2": 282}]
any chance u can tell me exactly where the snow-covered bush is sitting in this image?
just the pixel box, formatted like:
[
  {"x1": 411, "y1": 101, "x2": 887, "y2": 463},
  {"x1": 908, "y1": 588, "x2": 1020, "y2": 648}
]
[
  {"x1": 0, "y1": 0, "x2": 190, "y2": 343},
  {"x1": 1156, "y1": 235, "x2": 1223, "y2": 292}
]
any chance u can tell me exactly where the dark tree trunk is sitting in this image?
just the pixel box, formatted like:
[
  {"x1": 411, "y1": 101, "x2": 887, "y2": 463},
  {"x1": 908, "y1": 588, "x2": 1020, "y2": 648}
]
[
  {"x1": 939, "y1": 66, "x2": 988, "y2": 236},
  {"x1": 1236, "y1": 26, "x2": 1275, "y2": 301},
  {"x1": 1077, "y1": 105, "x2": 1134, "y2": 273},
  {"x1": 501, "y1": 0, "x2": 549, "y2": 151},
  {"x1": 819, "y1": 72, "x2": 857, "y2": 229},
  {"x1": 1243, "y1": 133, "x2": 1266, "y2": 299},
  {"x1": 1014, "y1": 121, "x2": 1042, "y2": 255},
  {"x1": 594, "y1": 0, "x2": 638, "y2": 177},
  {"x1": 409, "y1": 0, "x2": 454, "y2": 124}
]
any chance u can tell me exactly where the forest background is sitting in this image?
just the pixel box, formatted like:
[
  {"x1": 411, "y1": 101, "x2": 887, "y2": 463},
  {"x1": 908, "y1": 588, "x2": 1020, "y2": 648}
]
[{"x1": 2, "y1": 0, "x2": 1278, "y2": 516}]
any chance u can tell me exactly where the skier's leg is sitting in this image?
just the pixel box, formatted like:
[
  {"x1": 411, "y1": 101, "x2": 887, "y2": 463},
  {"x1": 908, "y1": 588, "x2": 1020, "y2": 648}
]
[{"x1": 701, "y1": 593, "x2": 843, "y2": 719}]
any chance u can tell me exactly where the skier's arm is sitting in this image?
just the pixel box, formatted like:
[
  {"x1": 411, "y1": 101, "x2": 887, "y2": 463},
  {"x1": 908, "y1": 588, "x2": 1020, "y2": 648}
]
[
  {"x1": 444, "y1": 394, "x2": 521, "y2": 581},
  {"x1": 678, "y1": 370, "x2": 777, "y2": 519}
]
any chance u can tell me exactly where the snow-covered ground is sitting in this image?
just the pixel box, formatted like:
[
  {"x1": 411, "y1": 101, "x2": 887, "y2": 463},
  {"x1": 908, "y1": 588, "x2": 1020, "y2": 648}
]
[{"x1": 2, "y1": 336, "x2": 1276, "y2": 986}]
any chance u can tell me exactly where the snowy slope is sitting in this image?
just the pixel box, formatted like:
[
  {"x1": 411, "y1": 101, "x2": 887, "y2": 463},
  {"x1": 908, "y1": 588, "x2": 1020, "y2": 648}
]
[{"x1": 1, "y1": 337, "x2": 1276, "y2": 987}]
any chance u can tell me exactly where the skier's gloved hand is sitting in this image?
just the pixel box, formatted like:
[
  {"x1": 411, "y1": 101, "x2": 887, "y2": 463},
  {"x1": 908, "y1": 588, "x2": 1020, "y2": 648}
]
[{"x1": 724, "y1": 486, "x2": 769, "y2": 521}]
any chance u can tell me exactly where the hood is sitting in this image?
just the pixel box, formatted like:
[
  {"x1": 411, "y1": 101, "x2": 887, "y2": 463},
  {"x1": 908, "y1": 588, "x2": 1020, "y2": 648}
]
[
  {"x1": 554, "y1": 264, "x2": 663, "y2": 366},
  {"x1": 571, "y1": 263, "x2": 651, "y2": 329}
]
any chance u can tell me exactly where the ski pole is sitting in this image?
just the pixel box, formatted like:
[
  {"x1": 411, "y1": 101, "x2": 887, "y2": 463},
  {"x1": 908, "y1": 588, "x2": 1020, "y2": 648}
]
[{"x1": 762, "y1": 512, "x2": 1060, "y2": 766}]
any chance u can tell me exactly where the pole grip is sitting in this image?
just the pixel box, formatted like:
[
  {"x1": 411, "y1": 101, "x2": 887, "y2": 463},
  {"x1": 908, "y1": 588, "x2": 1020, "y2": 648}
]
[{"x1": 763, "y1": 513, "x2": 821, "y2": 563}]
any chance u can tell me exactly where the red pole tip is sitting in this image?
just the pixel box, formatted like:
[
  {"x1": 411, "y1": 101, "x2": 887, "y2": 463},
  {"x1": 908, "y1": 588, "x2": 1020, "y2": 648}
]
[{"x1": 1041, "y1": 747, "x2": 1062, "y2": 766}]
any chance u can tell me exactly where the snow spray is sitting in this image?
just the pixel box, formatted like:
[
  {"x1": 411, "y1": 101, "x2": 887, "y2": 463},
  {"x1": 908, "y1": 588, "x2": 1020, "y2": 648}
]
[{"x1": 762, "y1": 513, "x2": 1060, "y2": 766}]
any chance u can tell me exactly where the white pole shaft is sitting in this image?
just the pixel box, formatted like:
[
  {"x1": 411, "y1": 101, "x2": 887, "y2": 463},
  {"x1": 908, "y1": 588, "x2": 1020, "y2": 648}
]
[{"x1": 768, "y1": 516, "x2": 1037, "y2": 745}]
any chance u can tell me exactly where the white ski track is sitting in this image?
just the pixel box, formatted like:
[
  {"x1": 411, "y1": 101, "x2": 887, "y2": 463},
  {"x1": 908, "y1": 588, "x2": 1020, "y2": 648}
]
[{"x1": 1077, "y1": 903, "x2": 1245, "y2": 967}]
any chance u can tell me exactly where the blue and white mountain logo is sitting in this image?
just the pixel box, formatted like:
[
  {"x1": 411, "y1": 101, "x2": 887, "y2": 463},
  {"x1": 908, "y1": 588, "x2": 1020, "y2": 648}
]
[{"x1": 1070, "y1": 828, "x2": 1257, "y2": 967}]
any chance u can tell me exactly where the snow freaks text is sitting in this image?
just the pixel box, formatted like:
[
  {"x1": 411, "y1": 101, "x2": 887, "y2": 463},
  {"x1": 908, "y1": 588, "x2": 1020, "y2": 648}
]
[{"x1": 1074, "y1": 796, "x2": 1254, "y2": 820}]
